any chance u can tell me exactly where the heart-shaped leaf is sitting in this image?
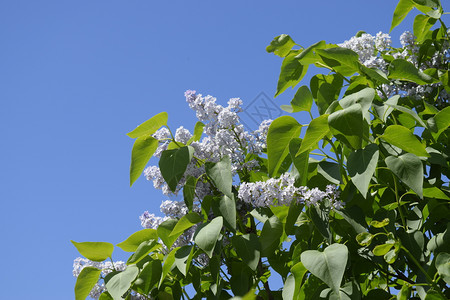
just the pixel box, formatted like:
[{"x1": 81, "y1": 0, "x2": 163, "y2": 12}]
[
  {"x1": 193, "y1": 216, "x2": 223, "y2": 258},
  {"x1": 347, "y1": 144, "x2": 379, "y2": 198},
  {"x1": 105, "y1": 265, "x2": 139, "y2": 300},
  {"x1": 159, "y1": 146, "x2": 194, "y2": 192},
  {"x1": 385, "y1": 153, "x2": 424, "y2": 198},
  {"x1": 381, "y1": 125, "x2": 429, "y2": 157},
  {"x1": 231, "y1": 234, "x2": 261, "y2": 271},
  {"x1": 205, "y1": 156, "x2": 233, "y2": 199},
  {"x1": 301, "y1": 244, "x2": 348, "y2": 294}
]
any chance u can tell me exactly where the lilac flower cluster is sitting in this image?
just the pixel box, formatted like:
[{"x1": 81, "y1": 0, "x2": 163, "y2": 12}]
[
  {"x1": 238, "y1": 173, "x2": 343, "y2": 209},
  {"x1": 144, "y1": 91, "x2": 272, "y2": 201},
  {"x1": 339, "y1": 30, "x2": 449, "y2": 105}
]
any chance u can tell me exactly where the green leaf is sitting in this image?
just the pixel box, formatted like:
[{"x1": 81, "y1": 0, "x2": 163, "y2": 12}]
[
  {"x1": 317, "y1": 161, "x2": 341, "y2": 184},
  {"x1": 157, "y1": 218, "x2": 179, "y2": 248},
  {"x1": 297, "y1": 114, "x2": 329, "y2": 155},
  {"x1": 296, "y1": 40, "x2": 328, "y2": 65},
  {"x1": 310, "y1": 204, "x2": 331, "y2": 241},
  {"x1": 370, "y1": 218, "x2": 390, "y2": 228},
  {"x1": 99, "y1": 293, "x2": 114, "y2": 300},
  {"x1": 289, "y1": 138, "x2": 309, "y2": 186},
  {"x1": 169, "y1": 212, "x2": 203, "y2": 237},
  {"x1": 347, "y1": 144, "x2": 379, "y2": 198},
  {"x1": 187, "y1": 122, "x2": 204, "y2": 145},
  {"x1": 339, "y1": 87, "x2": 375, "y2": 121},
  {"x1": 127, "y1": 240, "x2": 160, "y2": 265},
  {"x1": 129, "y1": 136, "x2": 159, "y2": 186},
  {"x1": 373, "y1": 243, "x2": 395, "y2": 256},
  {"x1": 134, "y1": 260, "x2": 162, "y2": 295},
  {"x1": 435, "y1": 252, "x2": 450, "y2": 284},
  {"x1": 328, "y1": 104, "x2": 364, "y2": 150},
  {"x1": 375, "y1": 95, "x2": 399, "y2": 122},
  {"x1": 388, "y1": 59, "x2": 437, "y2": 84},
  {"x1": 127, "y1": 112, "x2": 168, "y2": 138},
  {"x1": 205, "y1": 155, "x2": 233, "y2": 199},
  {"x1": 290, "y1": 262, "x2": 308, "y2": 300},
  {"x1": 282, "y1": 274, "x2": 296, "y2": 300},
  {"x1": 183, "y1": 175, "x2": 197, "y2": 211},
  {"x1": 75, "y1": 267, "x2": 102, "y2": 300},
  {"x1": 174, "y1": 245, "x2": 194, "y2": 276},
  {"x1": 267, "y1": 116, "x2": 302, "y2": 176},
  {"x1": 310, "y1": 74, "x2": 343, "y2": 115},
  {"x1": 384, "y1": 248, "x2": 399, "y2": 264},
  {"x1": 301, "y1": 244, "x2": 348, "y2": 294},
  {"x1": 105, "y1": 265, "x2": 139, "y2": 300},
  {"x1": 117, "y1": 229, "x2": 158, "y2": 252},
  {"x1": 159, "y1": 146, "x2": 194, "y2": 192},
  {"x1": 433, "y1": 106, "x2": 450, "y2": 138},
  {"x1": 193, "y1": 216, "x2": 223, "y2": 258},
  {"x1": 276, "y1": 51, "x2": 308, "y2": 97},
  {"x1": 281, "y1": 85, "x2": 313, "y2": 113},
  {"x1": 218, "y1": 195, "x2": 237, "y2": 231},
  {"x1": 71, "y1": 241, "x2": 114, "y2": 262},
  {"x1": 231, "y1": 234, "x2": 261, "y2": 271},
  {"x1": 384, "y1": 103, "x2": 427, "y2": 127},
  {"x1": 316, "y1": 47, "x2": 360, "y2": 76},
  {"x1": 266, "y1": 34, "x2": 296, "y2": 57},
  {"x1": 381, "y1": 125, "x2": 429, "y2": 157},
  {"x1": 359, "y1": 65, "x2": 390, "y2": 84},
  {"x1": 423, "y1": 187, "x2": 450, "y2": 200},
  {"x1": 160, "y1": 247, "x2": 178, "y2": 287},
  {"x1": 414, "y1": 14, "x2": 437, "y2": 42},
  {"x1": 390, "y1": 0, "x2": 415, "y2": 32},
  {"x1": 260, "y1": 215, "x2": 283, "y2": 257},
  {"x1": 397, "y1": 284, "x2": 411, "y2": 300},
  {"x1": 385, "y1": 153, "x2": 424, "y2": 198},
  {"x1": 356, "y1": 232, "x2": 373, "y2": 246},
  {"x1": 424, "y1": 290, "x2": 447, "y2": 300}
]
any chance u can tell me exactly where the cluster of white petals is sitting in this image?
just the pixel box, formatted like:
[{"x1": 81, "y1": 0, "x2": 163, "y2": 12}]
[
  {"x1": 238, "y1": 173, "x2": 343, "y2": 209},
  {"x1": 144, "y1": 90, "x2": 272, "y2": 201},
  {"x1": 340, "y1": 30, "x2": 449, "y2": 105}
]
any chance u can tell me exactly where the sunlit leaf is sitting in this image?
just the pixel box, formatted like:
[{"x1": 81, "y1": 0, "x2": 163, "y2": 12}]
[{"x1": 71, "y1": 241, "x2": 114, "y2": 262}]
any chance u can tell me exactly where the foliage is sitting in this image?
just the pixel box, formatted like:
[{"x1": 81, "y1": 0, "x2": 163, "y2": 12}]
[{"x1": 73, "y1": 1, "x2": 450, "y2": 299}]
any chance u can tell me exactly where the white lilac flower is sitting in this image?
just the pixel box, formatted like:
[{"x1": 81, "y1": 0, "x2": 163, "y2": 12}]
[
  {"x1": 400, "y1": 31, "x2": 416, "y2": 49},
  {"x1": 238, "y1": 173, "x2": 342, "y2": 209},
  {"x1": 144, "y1": 166, "x2": 167, "y2": 190},
  {"x1": 175, "y1": 126, "x2": 192, "y2": 144},
  {"x1": 160, "y1": 200, "x2": 188, "y2": 218},
  {"x1": 338, "y1": 33, "x2": 376, "y2": 66},
  {"x1": 153, "y1": 127, "x2": 171, "y2": 140},
  {"x1": 374, "y1": 32, "x2": 391, "y2": 51},
  {"x1": 139, "y1": 211, "x2": 169, "y2": 229},
  {"x1": 227, "y1": 97, "x2": 243, "y2": 112}
]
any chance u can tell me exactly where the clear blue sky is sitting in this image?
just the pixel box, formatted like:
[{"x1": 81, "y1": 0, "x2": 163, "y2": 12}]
[{"x1": 0, "y1": 1, "x2": 425, "y2": 298}]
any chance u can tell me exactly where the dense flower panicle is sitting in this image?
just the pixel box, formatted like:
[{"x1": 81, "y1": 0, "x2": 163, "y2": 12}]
[
  {"x1": 160, "y1": 199, "x2": 189, "y2": 218},
  {"x1": 140, "y1": 211, "x2": 169, "y2": 229},
  {"x1": 144, "y1": 90, "x2": 274, "y2": 200},
  {"x1": 338, "y1": 33, "x2": 378, "y2": 66},
  {"x1": 238, "y1": 173, "x2": 343, "y2": 209},
  {"x1": 339, "y1": 30, "x2": 449, "y2": 104},
  {"x1": 175, "y1": 126, "x2": 192, "y2": 144}
]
